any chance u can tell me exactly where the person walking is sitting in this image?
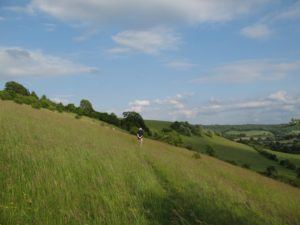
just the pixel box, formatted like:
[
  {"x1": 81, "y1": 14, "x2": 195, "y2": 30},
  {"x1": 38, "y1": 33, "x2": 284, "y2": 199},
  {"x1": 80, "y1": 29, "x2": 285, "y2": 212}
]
[{"x1": 137, "y1": 128, "x2": 144, "y2": 146}]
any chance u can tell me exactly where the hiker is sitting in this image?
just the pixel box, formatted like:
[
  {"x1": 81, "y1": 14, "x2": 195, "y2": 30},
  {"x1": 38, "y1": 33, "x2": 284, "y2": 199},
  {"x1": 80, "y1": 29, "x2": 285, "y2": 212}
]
[{"x1": 137, "y1": 128, "x2": 144, "y2": 145}]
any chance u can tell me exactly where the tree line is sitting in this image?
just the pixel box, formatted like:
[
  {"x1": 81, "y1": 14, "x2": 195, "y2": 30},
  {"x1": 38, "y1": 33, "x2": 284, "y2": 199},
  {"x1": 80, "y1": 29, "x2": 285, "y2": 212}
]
[{"x1": 0, "y1": 81, "x2": 150, "y2": 135}]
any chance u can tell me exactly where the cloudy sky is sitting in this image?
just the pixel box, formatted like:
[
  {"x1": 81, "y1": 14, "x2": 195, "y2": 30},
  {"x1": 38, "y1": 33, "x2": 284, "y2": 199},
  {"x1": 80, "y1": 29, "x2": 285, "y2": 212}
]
[{"x1": 1, "y1": 0, "x2": 300, "y2": 124}]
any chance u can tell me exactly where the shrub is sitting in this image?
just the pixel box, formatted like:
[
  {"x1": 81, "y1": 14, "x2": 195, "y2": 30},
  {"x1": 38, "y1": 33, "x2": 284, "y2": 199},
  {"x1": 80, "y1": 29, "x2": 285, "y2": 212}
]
[
  {"x1": 31, "y1": 102, "x2": 41, "y2": 109},
  {"x1": 280, "y1": 159, "x2": 296, "y2": 170},
  {"x1": 225, "y1": 160, "x2": 237, "y2": 165},
  {"x1": 185, "y1": 144, "x2": 194, "y2": 150},
  {"x1": 242, "y1": 163, "x2": 250, "y2": 169},
  {"x1": 265, "y1": 166, "x2": 278, "y2": 177},
  {"x1": 296, "y1": 168, "x2": 300, "y2": 178},
  {"x1": 75, "y1": 114, "x2": 81, "y2": 119},
  {"x1": 193, "y1": 152, "x2": 201, "y2": 159},
  {"x1": 205, "y1": 145, "x2": 215, "y2": 156}
]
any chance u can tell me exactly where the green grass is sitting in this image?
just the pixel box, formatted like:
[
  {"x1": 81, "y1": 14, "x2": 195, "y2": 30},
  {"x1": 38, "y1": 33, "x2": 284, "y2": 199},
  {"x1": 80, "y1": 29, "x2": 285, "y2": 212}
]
[
  {"x1": 146, "y1": 120, "x2": 299, "y2": 180},
  {"x1": 225, "y1": 130, "x2": 274, "y2": 137},
  {"x1": 1, "y1": 100, "x2": 300, "y2": 225},
  {"x1": 145, "y1": 120, "x2": 172, "y2": 132}
]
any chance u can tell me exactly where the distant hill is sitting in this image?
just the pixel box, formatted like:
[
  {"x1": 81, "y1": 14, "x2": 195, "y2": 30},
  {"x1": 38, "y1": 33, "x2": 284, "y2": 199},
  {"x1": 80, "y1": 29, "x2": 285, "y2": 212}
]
[
  {"x1": 1, "y1": 100, "x2": 300, "y2": 225},
  {"x1": 146, "y1": 120, "x2": 300, "y2": 185}
]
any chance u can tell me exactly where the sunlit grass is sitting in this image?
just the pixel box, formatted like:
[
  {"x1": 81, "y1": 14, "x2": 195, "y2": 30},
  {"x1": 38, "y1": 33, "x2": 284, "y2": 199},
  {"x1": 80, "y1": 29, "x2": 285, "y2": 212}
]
[{"x1": 1, "y1": 100, "x2": 300, "y2": 225}]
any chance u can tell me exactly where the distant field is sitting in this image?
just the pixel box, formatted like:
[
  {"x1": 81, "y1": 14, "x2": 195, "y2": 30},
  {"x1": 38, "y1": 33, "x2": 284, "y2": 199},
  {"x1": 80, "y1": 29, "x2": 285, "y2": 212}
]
[
  {"x1": 1, "y1": 100, "x2": 300, "y2": 225},
  {"x1": 146, "y1": 120, "x2": 299, "y2": 180},
  {"x1": 145, "y1": 120, "x2": 172, "y2": 132},
  {"x1": 225, "y1": 130, "x2": 274, "y2": 137}
]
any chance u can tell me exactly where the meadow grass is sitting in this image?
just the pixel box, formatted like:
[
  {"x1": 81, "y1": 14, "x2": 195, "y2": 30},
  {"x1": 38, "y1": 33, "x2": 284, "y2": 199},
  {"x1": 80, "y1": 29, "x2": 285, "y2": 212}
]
[
  {"x1": 1, "y1": 100, "x2": 300, "y2": 225},
  {"x1": 146, "y1": 120, "x2": 299, "y2": 179}
]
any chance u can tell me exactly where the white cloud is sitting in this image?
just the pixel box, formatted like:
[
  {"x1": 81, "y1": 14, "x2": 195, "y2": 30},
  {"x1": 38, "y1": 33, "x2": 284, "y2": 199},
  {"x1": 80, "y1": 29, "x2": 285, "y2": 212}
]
[
  {"x1": 107, "y1": 47, "x2": 131, "y2": 55},
  {"x1": 130, "y1": 94, "x2": 198, "y2": 121},
  {"x1": 127, "y1": 91, "x2": 300, "y2": 124},
  {"x1": 240, "y1": 24, "x2": 272, "y2": 39},
  {"x1": 165, "y1": 59, "x2": 195, "y2": 70},
  {"x1": 129, "y1": 100, "x2": 150, "y2": 113},
  {"x1": 0, "y1": 47, "x2": 97, "y2": 79},
  {"x1": 192, "y1": 60, "x2": 300, "y2": 84},
  {"x1": 112, "y1": 27, "x2": 180, "y2": 55},
  {"x1": 27, "y1": 0, "x2": 270, "y2": 25},
  {"x1": 50, "y1": 97, "x2": 70, "y2": 105},
  {"x1": 269, "y1": 91, "x2": 287, "y2": 102}
]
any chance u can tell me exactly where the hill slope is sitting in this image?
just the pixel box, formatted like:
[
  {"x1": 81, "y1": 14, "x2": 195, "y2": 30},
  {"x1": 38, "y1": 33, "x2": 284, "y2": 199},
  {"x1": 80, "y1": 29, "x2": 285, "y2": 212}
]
[
  {"x1": 1, "y1": 100, "x2": 300, "y2": 225},
  {"x1": 146, "y1": 120, "x2": 299, "y2": 180}
]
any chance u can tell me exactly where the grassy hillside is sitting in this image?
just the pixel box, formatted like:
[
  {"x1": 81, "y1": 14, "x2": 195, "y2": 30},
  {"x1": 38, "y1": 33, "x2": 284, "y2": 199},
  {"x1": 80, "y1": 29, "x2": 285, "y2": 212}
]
[
  {"x1": 1, "y1": 100, "x2": 300, "y2": 225},
  {"x1": 145, "y1": 120, "x2": 300, "y2": 181}
]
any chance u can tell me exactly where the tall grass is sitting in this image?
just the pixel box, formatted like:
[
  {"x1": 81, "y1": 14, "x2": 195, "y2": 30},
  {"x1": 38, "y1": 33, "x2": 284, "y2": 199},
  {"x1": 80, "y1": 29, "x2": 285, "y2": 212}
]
[{"x1": 1, "y1": 100, "x2": 300, "y2": 225}]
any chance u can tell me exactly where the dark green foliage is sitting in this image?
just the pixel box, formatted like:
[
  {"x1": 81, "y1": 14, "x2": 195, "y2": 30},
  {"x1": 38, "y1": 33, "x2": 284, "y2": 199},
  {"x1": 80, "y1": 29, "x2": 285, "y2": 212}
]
[
  {"x1": 185, "y1": 144, "x2": 194, "y2": 150},
  {"x1": 170, "y1": 121, "x2": 203, "y2": 136},
  {"x1": 242, "y1": 163, "x2": 251, "y2": 169},
  {"x1": 30, "y1": 91, "x2": 39, "y2": 99},
  {"x1": 80, "y1": 99, "x2": 94, "y2": 116},
  {"x1": 296, "y1": 168, "x2": 300, "y2": 178},
  {"x1": 97, "y1": 112, "x2": 120, "y2": 127},
  {"x1": 56, "y1": 103, "x2": 64, "y2": 113},
  {"x1": 75, "y1": 114, "x2": 81, "y2": 119},
  {"x1": 225, "y1": 160, "x2": 237, "y2": 165},
  {"x1": 265, "y1": 166, "x2": 278, "y2": 177},
  {"x1": 206, "y1": 130, "x2": 214, "y2": 138},
  {"x1": 0, "y1": 90, "x2": 14, "y2": 100},
  {"x1": 153, "y1": 129, "x2": 183, "y2": 146},
  {"x1": 65, "y1": 103, "x2": 77, "y2": 113},
  {"x1": 121, "y1": 111, "x2": 150, "y2": 134},
  {"x1": 205, "y1": 145, "x2": 215, "y2": 156},
  {"x1": 5, "y1": 81, "x2": 30, "y2": 96},
  {"x1": 130, "y1": 126, "x2": 139, "y2": 135},
  {"x1": 279, "y1": 159, "x2": 296, "y2": 170},
  {"x1": 258, "y1": 149, "x2": 278, "y2": 161},
  {"x1": 31, "y1": 102, "x2": 41, "y2": 109}
]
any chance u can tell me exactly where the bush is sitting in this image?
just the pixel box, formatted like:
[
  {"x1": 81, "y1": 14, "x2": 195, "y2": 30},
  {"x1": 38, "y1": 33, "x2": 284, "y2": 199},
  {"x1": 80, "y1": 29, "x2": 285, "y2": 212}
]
[
  {"x1": 185, "y1": 144, "x2": 194, "y2": 150},
  {"x1": 0, "y1": 90, "x2": 13, "y2": 100},
  {"x1": 225, "y1": 160, "x2": 237, "y2": 165},
  {"x1": 130, "y1": 126, "x2": 139, "y2": 135},
  {"x1": 31, "y1": 102, "x2": 41, "y2": 109},
  {"x1": 75, "y1": 114, "x2": 82, "y2": 119},
  {"x1": 265, "y1": 166, "x2": 278, "y2": 177},
  {"x1": 279, "y1": 159, "x2": 296, "y2": 170},
  {"x1": 242, "y1": 163, "x2": 250, "y2": 169},
  {"x1": 205, "y1": 145, "x2": 215, "y2": 156},
  {"x1": 296, "y1": 168, "x2": 300, "y2": 178}
]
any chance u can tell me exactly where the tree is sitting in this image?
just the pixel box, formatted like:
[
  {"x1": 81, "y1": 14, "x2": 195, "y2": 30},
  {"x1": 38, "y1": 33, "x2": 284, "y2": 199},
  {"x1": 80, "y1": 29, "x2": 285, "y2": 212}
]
[
  {"x1": 65, "y1": 103, "x2": 77, "y2": 113},
  {"x1": 80, "y1": 99, "x2": 94, "y2": 116},
  {"x1": 5, "y1": 81, "x2": 30, "y2": 96},
  {"x1": 30, "y1": 91, "x2": 39, "y2": 100},
  {"x1": 121, "y1": 111, "x2": 149, "y2": 133}
]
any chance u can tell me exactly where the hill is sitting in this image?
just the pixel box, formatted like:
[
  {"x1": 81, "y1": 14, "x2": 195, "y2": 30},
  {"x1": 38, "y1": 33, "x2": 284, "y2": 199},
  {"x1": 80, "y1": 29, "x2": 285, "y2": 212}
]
[
  {"x1": 146, "y1": 120, "x2": 300, "y2": 184},
  {"x1": 1, "y1": 100, "x2": 300, "y2": 225}
]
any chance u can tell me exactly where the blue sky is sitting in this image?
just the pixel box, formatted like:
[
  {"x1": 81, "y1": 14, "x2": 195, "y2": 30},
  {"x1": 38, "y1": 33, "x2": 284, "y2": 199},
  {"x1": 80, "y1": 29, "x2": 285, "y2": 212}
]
[{"x1": 1, "y1": 0, "x2": 300, "y2": 124}]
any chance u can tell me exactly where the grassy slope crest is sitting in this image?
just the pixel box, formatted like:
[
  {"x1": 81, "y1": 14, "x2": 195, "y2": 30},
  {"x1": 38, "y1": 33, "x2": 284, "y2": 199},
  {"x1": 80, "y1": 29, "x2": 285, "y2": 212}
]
[{"x1": 1, "y1": 101, "x2": 300, "y2": 225}]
